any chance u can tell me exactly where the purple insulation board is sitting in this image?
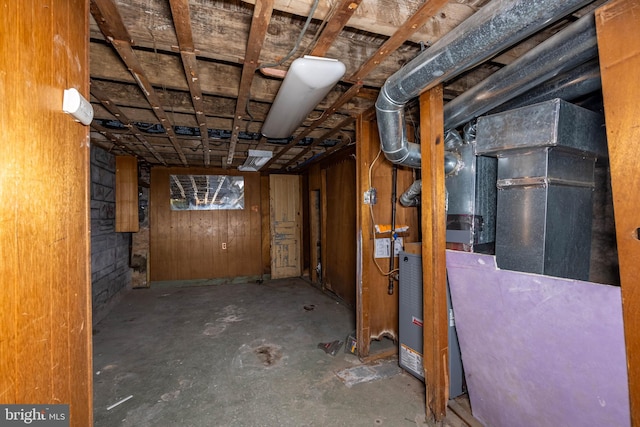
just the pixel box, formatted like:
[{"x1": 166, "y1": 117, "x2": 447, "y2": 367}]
[{"x1": 446, "y1": 250, "x2": 630, "y2": 427}]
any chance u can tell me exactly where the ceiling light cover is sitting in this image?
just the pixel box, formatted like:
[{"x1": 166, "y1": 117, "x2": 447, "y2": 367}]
[
  {"x1": 238, "y1": 149, "x2": 273, "y2": 172},
  {"x1": 261, "y1": 56, "x2": 346, "y2": 139}
]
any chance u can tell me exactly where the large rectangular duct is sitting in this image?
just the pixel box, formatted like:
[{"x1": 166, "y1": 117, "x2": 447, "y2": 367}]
[{"x1": 476, "y1": 98, "x2": 606, "y2": 280}]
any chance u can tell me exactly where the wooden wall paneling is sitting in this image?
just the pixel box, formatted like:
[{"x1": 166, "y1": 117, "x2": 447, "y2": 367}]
[
  {"x1": 324, "y1": 158, "x2": 358, "y2": 307},
  {"x1": 596, "y1": 1, "x2": 640, "y2": 422},
  {"x1": 321, "y1": 168, "x2": 329, "y2": 289},
  {"x1": 355, "y1": 115, "x2": 420, "y2": 358},
  {"x1": 213, "y1": 210, "x2": 230, "y2": 279},
  {"x1": 115, "y1": 156, "x2": 139, "y2": 232},
  {"x1": 419, "y1": 86, "x2": 448, "y2": 422},
  {"x1": 150, "y1": 169, "x2": 172, "y2": 280},
  {"x1": 302, "y1": 173, "x2": 311, "y2": 275},
  {"x1": 260, "y1": 175, "x2": 271, "y2": 277},
  {"x1": 308, "y1": 164, "x2": 322, "y2": 284},
  {"x1": 189, "y1": 210, "x2": 210, "y2": 280},
  {"x1": 150, "y1": 168, "x2": 261, "y2": 281},
  {"x1": 0, "y1": 0, "x2": 92, "y2": 424},
  {"x1": 355, "y1": 110, "x2": 419, "y2": 357}
]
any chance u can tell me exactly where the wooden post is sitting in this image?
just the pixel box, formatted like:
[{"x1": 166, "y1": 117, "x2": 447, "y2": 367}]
[
  {"x1": 596, "y1": 1, "x2": 640, "y2": 423},
  {"x1": 356, "y1": 112, "x2": 374, "y2": 357},
  {"x1": 420, "y1": 85, "x2": 448, "y2": 421}
]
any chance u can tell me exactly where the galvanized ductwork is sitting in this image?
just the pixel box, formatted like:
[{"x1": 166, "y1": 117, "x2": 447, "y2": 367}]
[
  {"x1": 488, "y1": 58, "x2": 601, "y2": 114},
  {"x1": 375, "y1": 0, "x2": 594, "y2": 168},
  {"x1": 443, "y1": 12, "x2": 599, "y2": 131}
]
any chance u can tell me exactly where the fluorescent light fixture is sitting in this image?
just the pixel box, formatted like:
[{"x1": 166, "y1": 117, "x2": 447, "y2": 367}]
[
  {"x1": 261, "y1": 56, "x2": 346, "y2": 139},
  {"x1": 238, "y1": 149, "x2": 273, "y2": 171}
]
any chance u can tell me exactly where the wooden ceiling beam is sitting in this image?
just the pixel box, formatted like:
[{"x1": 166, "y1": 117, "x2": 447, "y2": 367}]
[
  {"x1": 90, "y1": 124, "x2": 141, "y2": 159},
  {"x1": 239, "y1": 0, "x2": 478, "y2": 48},
  {"x1": 91, "y1": 81, "x2": 167, "y2": 164},
  {"x1": 349, "y1": 0, "x2": 450, "y2": 83},
  {"x1": 292, "y1": 134, "x2": 353, "y2": 171},
  {"x1": 308, "y1": 0, "x2": 363, "y2": 57},
  {"x1": 262, "y1": 82, "x2": 362, "y2": 170},
  {"x1": 282, "y1": 116, "x2": 356, "y2": 169},
  {"x1": 90, "y1": 0, "x2": 189, "y2": 167},
  {"x1": 226, "y1": 0, "x2": 275, "y2": 166},
  {"x1": 169, "y1": 0, "x2": 211, "y2": 166}
]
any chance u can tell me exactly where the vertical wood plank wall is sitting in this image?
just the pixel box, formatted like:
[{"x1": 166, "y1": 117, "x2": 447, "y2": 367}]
[
  {"x1": 150, "y1": 167, "x2": 262, "y2": 281},
  {"x1": 419, "y1": 87, "x2": 448, "y2": 421},
  {"x1": 307, "y1": 164, "x2": 322, "y2": 284},
  {"x1": 260, "y1": 175, "x2": 271, "y2": 276},
  {"x1": 324, "y1": 157, "x2": 357, "y2": 307},
  {"x1": 0, "y1": 0, "x2": 93, "y2": 425},
  {"x1": 596, "y1": 1, "x2": 640, "y2": 422},
  {"x1": 115, "y1": 156, "x2": 139, "y2": 232},
  {"x1": 356, "y1": 110, "x2": 420, "y2": 357}
]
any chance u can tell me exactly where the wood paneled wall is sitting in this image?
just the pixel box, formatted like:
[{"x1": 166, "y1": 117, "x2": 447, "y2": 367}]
[
  {"x1": 150, "y1": 167, "x2": 262, "y2": 281},
  {"x1": 356, "y1": 111, "x2": 420, "y2": 357},
  {"x1": 0, "y1": 0, "x2": 93, "y2": 425},
  {"x1": 324, "y1": 157, "x2": 358, "y2": 307},
  {"x1": 115, "y1": 156, "x2": 139, "y2": 232}
]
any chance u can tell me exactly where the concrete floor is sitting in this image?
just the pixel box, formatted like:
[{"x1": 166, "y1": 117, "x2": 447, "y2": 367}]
[{"x1": 93, "y1": 278, "x2": 466, "y2": 427}]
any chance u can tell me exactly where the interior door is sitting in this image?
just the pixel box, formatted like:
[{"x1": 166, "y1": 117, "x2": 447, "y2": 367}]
[{"x1": 270, "y1": 175, "x2": 302, "y2": 279}]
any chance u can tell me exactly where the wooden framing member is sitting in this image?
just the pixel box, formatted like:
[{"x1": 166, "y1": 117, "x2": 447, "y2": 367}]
[
  {"x1": 355, "y1": 108, "x2": 376, "y2": 357},
  {"x1": 263, "y1": 83, "x2": 362, "y2": 169},
  {"x1": 169, "y1": 0, "x2": 211, "y2": 166},
  {"x1": 348, "y1": 0, "x2": 450, "y2": 83},
  {"x1": 307, "y1": 0, "x2": 364, "y2": 57},
  {"x1": 90, "y1": 0, "x2": 189, "y2": 166},
  {"x1": 90, "y1": 122, "x2": 146, "y2": 159},
  {"x1": 595, "y1": 0, "x2": 640, "y2": 423},
  {"x1": 419, "y1": 85, "x2": 448, "y2": 422},
  {"x1": 91, "y1": 81, "x2": 166, "y2": 164},
  {"x1": 283, "y1": 116, "x2": 356, "y2": 169},
  {"x1": 227, "y1": 0, "x2": 275, "y2": 166}
]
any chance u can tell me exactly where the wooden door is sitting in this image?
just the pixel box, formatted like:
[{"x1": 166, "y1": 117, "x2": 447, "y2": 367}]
[{"x1": 270, "y1": 175, "x2": 302, "y2": 279}]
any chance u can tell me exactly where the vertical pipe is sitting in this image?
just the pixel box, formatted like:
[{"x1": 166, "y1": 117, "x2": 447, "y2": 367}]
[{"x1": 389, "y1": 165, "x2": 398, "y2": 295}]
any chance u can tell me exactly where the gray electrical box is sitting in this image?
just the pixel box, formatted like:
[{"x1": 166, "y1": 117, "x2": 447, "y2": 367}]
[{"x1": 398, "y1": 251, "x2": 465, "y2": 398}]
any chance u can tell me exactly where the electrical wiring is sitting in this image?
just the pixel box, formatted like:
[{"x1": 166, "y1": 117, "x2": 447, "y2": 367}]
[
  {"x1": 258, "y1": 0, "x2": 320, "y2": 70},
  {"x1": 367, "y1": 148, "x2": 399, "y2": 277}
]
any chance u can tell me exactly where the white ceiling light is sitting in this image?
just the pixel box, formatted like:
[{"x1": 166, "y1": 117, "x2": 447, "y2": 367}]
[
  {"x1": 261, "y1": 56, "x2": 346, "y2": 139},
  {"x1": 238, "y1": 149, "x2": 273, "y2": 172}
]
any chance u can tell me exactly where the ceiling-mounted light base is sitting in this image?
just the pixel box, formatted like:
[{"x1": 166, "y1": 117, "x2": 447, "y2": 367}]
[
  {"x1": 261, "y1": 56, "x2": 346, "y2": 139},
  {"x1": 238, "y1": 149, "x2": 273, "y2": 172}
]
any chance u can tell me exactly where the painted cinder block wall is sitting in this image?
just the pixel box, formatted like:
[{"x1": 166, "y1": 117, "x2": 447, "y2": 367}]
[{"x1": 90, "y1": 145, "x2": 131, "y2": 324}]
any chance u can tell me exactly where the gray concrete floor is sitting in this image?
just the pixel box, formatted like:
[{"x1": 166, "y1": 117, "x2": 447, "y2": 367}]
[{"x1": 93, "y1": 278, "x2": 450, "y2": 427}]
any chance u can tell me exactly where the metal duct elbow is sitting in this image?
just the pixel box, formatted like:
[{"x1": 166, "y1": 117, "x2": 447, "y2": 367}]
[
  {"x1": 376, "y1": 0, "x2": 593, "y2": 168},
  {"x1": 375, "y1": 87, "x2": 422, "y2": 168},
  {"x1": 399, "y1": 179, "x2": 422, "y2": 207}
]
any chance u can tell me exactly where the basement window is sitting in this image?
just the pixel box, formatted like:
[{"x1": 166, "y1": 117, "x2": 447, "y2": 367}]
[{"x1": 170, "y1": 174, "x2": 244, "y2": 210}]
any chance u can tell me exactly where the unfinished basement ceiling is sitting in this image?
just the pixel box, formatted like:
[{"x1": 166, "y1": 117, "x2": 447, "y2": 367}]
[{"x1": 89, "y1": 0, "x2": 605, "y2": 171}]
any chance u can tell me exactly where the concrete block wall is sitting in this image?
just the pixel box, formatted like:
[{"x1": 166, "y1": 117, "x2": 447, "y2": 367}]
[{"x1": 91, "y1": 146, "x2": 131, "y2": 324}]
